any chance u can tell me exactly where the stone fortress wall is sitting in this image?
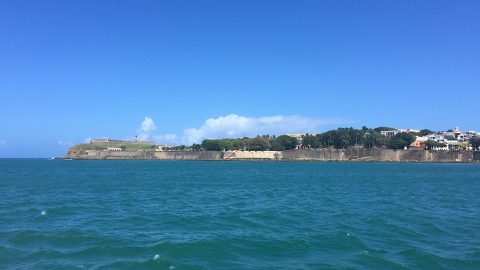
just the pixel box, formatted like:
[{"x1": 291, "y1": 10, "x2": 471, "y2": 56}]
[{"x1": 69, "y1": 149, "x2": 478, "y2": 162}]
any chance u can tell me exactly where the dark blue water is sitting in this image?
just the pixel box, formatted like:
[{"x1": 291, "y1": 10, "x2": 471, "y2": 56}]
[{"x1": 1, "y1": 160, "x2": 479, "y2": 269}]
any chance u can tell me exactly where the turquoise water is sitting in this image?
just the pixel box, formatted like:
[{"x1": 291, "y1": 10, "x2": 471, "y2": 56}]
[{"x1": 1, "y1": 160, "x2": 479, "y2": 269}]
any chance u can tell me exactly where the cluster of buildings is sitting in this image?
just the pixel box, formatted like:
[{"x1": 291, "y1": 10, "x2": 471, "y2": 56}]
[{"x1": 382, "y1": 127, "x2": 479, "y2": 151}]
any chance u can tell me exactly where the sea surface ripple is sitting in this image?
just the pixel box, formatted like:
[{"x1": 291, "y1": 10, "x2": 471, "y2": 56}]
[{"x1": 0, "y1": 160, "x2": 479, "y2": 269}]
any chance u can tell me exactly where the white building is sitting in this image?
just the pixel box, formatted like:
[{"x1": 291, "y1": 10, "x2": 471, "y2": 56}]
[
  {"x1": 444, "y1": 140, "x2": 461, "y2": 151},
  {"x1": 381, "y1": 130, "x2": 401, "y2": 138}
]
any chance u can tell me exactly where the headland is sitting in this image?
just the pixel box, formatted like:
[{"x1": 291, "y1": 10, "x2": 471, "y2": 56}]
[
  {"x1": 66, "y1": 144, "x2": 479, "y2": 163},
  {"x1": 66, "y1": 126, "x2": 480, "y2": 162}
]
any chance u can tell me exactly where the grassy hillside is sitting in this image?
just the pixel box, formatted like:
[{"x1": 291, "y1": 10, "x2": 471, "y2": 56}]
[{"x1": 71, "y1": 142, "x2": 156, "y2": 151}]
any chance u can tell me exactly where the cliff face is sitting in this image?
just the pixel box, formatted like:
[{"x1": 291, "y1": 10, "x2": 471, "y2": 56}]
[
  {"x1": 67, "y1": 149, "x2": 223, "y2": 160},
  {"x1": 281, "y1": 149, "x2": 474, "y2": 162},
  {"x1": 153, "y1": 151, "x2": 223, "y2": 160},
  {"x1": 223, "y1": 151, "x2": 282, "y2": 160},
  {"x1": 66, "y1": 147, "x2": 476, "y2": 162}
]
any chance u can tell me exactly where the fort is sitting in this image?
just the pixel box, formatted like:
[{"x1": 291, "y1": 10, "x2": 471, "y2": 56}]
[
  {"x1": 66, "y1": 147, "x2": 478, "y2": 162},
  {"x1": 66, "y1": 130, "x2": 480, "y2": 162}
]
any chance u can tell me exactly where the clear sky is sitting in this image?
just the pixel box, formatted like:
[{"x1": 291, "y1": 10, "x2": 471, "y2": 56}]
[{"x1": 1, "y1": 0, "x2": 479, "y2": 157}]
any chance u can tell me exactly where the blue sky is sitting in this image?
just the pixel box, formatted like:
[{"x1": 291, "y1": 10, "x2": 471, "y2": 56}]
[{"x1": 0, "y1": 0, "x2": 479, "y2": 157}]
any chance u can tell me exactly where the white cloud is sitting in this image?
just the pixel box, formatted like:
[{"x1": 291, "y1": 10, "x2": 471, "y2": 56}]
[
  {"x1": 153, "y1": 114, "x2": 343, "y2": 145},
  {"x1": 136, "y1": 117, "x2": 156, "y2": 141},
  {"x1": 57, "y1": 141, "x2": 73, "y2": 146}
]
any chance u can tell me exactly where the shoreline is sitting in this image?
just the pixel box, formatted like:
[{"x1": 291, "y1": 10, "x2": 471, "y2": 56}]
[
  {"x1": 66, "y1": 149, "x2": 480, "y2": 163},
  {"x1": 58, "y1": 159, "x2": 479, "y2": 164}
]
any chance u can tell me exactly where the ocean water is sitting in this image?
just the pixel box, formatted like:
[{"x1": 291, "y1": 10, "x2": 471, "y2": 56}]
[{"x1": 1, "y1": 160, "x2": 479, "y2": 270}]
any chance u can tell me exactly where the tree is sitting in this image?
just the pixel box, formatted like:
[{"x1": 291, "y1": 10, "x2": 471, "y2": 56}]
[
  {"x1": 333, "y1": 131, "x2": 351, "y2": 149},
  {"x1": 192, "y1": 143, "x2": 202, "y2": 151},
  {"x1": 470, "y1": 136, "x2": 480, "y2": 150},
  {"x1": 230, "y1": 139, "x2": 246, "y2": 150},
  {"x1": 168, "y1": 145, "x2": 186, "y2": 151},
  {"x1": 302, "y1": 134, "x2": 320, "y2": 148},
  {"x1": 277, "y1": 135, "x2": 298, "y2": 150},
  {"x1": 270, "y1": 135, "x2": 298, "y2": 151},
  {"x1": 246, "y1": 136, "x2": 271, "y2": 151},
  {"x1": 373, "y1": 126, "x2": 396, "y2": 132},
  {"x1": 316, "y1": 128, "x2": 367, "y2": 149},
  {"x1": 419, "y1": 129, "x2": 434, "y2": 136},
  {"x1": 364, "y1": 132, "x2": 388, "y2": 149},
  {"x1": 388, "y1": 138, "x2": 407, "y2": 150},
  {"x1": 201, "y1": 139, "x2": 224, "y2": 151},
  {"x1": 385, "y1": 132, "x2": 416, "y2": 150},
  {"x1": 317, "y1": 132, "x2": 333, "y2": 148},
  {"x1": 394, "y1": 132, "x2": 416, "y2": 146},
  {"x1": 425, "y1": 140, "x2": 446, "y2": 150},
  {"x1": 376, "y1": 135, "x2": 389, "y2": 148}
]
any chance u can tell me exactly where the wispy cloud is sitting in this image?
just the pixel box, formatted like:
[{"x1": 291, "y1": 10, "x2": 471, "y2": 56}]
[
  {"x1": 0, "y1": 139, "x2": 6, "y2": 147},
  {"x1": 136, "y1": 117, "x2": 156, "y2": 141},
  {"x1": 153, "y1": 114, "x2": 344, "y2": 145}
]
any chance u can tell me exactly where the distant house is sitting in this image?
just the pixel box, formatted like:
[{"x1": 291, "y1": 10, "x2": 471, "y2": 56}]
[
  {"x1": 428, "y1": 134, "x2": 446, "y2": 143},
  {"x1": 444, "y1": 140, "x2": 461, "y2": 151},
  {"x1": 452, "y1": 127, "x2": 469, "y2": 142},
  {"x1": 380, "y1": 130, "x2": 400, "y2": 138},
  {"x1": 454, "y1": 127, "x2": 462, "y2": 136},
  {"x1": 107, "y1": 147, "x2": 122, "y2": 152},
  {"x1": 465, "y1": 131, "x2": 479, "y2": 140},
  {"x1": 410, "y1": 136, "x2": 428, "y2": 149}
]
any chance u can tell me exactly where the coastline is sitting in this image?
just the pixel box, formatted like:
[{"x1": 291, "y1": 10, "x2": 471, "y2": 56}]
[{"x1": 66, "y1": 148, "x2": 479, "y2": 163}]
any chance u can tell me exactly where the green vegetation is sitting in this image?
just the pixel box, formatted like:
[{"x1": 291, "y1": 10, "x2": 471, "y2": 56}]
[
  {"x1": 373, "y1": 127, "x2": 396, "y2": 132},
  {"x1": 192, "y1": 143, "x2": 202, "y2": 151},
  {"x1": 420, "y1": 129, "x2": 434, "y2": 136},
  {"x1": 201, "y1": 139, "x2": 228, "y2": 151},
  {"x1": 317, "y1": 128, "x2": 366, "y2": 149},
  {"x1": 200, "y1": 135, "x2": 294, "y2": 151},
  {"x1": 165, "y1": 145, "x2": 187, "y2": 151},
  {"x1": 270, "y1": 135, "x2": 298, "y2": 151},
  {"x1": 395, "y1": 132, "x2": 416, "y2": 145},
  {"x1": 302, "y1": 134, "x2": 321, "y2": 148},
  {"x1": 388, "y1": 138, "x2": 407, "y2": 150},
  {"x1": 70, "y1": 127, "x2": 478, "y2": 153},
  {"x1": 197, "y1": 126, "x2": 421, "y2": 151},
  {"x1": 364, "y1": 132, "x2": 388, "y2": 149},
  {"x1": 245, "y1": 137, "x2": 270, "y2": 151},
  {"x1": 76, "y1": 142, "x2": 156, "y2": 151},
  {"x1": 201, "y1": 139, "x2": 246, "y2": 151},
  {"x1": 470, "y1": 137, "x2": 480, "y2": 149}
]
